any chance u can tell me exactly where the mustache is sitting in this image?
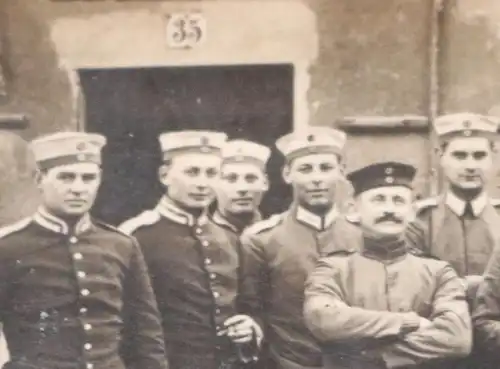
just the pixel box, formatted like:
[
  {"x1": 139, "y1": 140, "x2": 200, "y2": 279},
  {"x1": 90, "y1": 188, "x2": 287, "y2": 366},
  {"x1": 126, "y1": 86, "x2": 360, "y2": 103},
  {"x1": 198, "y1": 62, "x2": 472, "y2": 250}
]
[{"x1": 375, "y1": 213, "x2": 403, "y2": 224}]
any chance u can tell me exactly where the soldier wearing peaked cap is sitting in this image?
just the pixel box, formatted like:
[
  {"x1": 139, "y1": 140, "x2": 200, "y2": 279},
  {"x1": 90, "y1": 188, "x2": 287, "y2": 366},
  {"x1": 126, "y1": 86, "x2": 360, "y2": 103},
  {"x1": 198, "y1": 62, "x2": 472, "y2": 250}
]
[
  {"x1": 304, "y1": 161, "x2": 472, "y2": 369},
  {"x1": 119, "y1": 131, "x2": 262, "y2": 369},
  {"x1": 407, "y1": 113, "x2": 500, "y2": 299},
  {"x1": 238, "y1": 127, "x2": 361, "y2": 369},
  {"x1": 0, "y1": 132, "x2": 168, "y2": 369}
]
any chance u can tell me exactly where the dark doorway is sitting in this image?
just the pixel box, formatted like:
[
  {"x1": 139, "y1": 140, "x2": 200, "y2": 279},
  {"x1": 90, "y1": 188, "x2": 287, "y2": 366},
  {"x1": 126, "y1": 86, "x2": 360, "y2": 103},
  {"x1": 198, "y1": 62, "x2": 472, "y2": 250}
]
[{"x1": 79, "y1": 64, "x2": 294, "y2": 225}]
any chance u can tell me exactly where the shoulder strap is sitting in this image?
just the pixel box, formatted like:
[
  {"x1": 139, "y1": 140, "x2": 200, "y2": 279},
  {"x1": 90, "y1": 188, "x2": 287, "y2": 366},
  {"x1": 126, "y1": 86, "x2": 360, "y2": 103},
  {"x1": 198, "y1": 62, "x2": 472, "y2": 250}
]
[
  {"x1": 118, "y1": 210, "x2": 161, "y2": 235},
  {"x1": 0, "y1": 217, "x2": 31, "y2": 239},
  {"x1": 244, "y1": 212, "x2": 284, "y2": 236},
  {"x1": 413, "y1": 197, "x2": 439, "y2": 215}
]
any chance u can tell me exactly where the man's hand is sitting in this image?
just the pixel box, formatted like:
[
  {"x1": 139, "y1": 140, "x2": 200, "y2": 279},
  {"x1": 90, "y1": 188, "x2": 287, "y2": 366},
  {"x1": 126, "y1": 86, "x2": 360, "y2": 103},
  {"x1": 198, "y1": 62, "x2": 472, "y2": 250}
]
[
  {"x1": 218, "y1": 315, "x2": 262, "y2": 344},
  {"x1": 418, "y1": 317, "x2": 432, "y2": 329},
  {"x1": 463, "y1": 275, "x2": 483, "y2": 289},
  {"x1": 462, "y1": 275, "x2": 483, "y2": 302}
]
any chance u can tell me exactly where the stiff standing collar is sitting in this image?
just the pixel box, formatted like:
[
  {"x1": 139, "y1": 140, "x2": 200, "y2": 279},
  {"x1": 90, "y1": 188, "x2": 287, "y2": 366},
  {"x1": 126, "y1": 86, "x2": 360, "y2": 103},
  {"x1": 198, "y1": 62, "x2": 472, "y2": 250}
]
[
  {"x1": 445, "y1": 190, "x2": 488, "y2": 217},
  {"x1": 295, "y1": 205, "x2": 338, "y2": 231},
  {"x1": 33, "y1": 207, "x2": 92, "y2": 235},
  {"x1": 362, "y1": 234, "x2": 407, "y2": 262},
  {"x1": 212, "y1": 209, "x2": 262, "y2": 233},
  {"x1": 155, "y1": 196, "x2": 208, "y2": 227}
]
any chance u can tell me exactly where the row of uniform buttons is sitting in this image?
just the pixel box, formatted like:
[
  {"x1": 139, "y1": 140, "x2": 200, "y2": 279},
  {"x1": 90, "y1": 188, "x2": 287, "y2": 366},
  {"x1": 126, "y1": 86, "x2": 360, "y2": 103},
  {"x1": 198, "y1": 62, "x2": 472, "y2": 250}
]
[
  {"x1": 68, "y1": 236, "x2": 94, "y2": 368},
  {"x1": 195, "y1": 230, "x2": 225, "y2": 339}
]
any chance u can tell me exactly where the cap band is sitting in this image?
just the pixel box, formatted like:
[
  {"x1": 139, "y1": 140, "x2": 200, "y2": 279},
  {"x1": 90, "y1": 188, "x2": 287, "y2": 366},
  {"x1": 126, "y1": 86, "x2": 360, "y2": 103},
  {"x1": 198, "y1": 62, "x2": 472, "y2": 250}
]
[
  {"x1": 222, "y1": 156, "x2": 267, "y2": 170},
  {"x1": 37, "y1": 154, "x2": 101, "y2": 171},
  {"x1": 285, "y1": 146, "x2": 341, "y2": 163},
  {"x1": 438, "y1": 130, "x2": 498, "y2": 144},
  {"x1": 352, "y1": 181, "x2": 413, "y2": 196},
  {"x1": 162, "y1": 146, "x2": 222, "y2": 161}
]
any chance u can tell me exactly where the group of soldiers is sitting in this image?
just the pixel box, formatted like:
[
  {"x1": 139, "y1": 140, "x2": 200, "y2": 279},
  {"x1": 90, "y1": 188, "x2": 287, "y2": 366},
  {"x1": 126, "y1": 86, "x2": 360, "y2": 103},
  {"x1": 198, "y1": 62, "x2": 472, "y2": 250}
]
[{"x1": 1, "y1": 111, "x2": 500, "y2": 369}]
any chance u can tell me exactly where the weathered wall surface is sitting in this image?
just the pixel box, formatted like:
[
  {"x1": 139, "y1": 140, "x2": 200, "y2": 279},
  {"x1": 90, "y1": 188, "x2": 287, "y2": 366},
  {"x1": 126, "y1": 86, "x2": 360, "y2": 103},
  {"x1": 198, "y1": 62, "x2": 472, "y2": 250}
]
[
  {"x1": 307, "y1": 0, "x2": 433, "y2": 197},
  {"x1": 0, "y1": 0, "x2": 74, "y2": 139},
  {"x1": 1, "y1": 0, "x2": 500, "y2": 210}
]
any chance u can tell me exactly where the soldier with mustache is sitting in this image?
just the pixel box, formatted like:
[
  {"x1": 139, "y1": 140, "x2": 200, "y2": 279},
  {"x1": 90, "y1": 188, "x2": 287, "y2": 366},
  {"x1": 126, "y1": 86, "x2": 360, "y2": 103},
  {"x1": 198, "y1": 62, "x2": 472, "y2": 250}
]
[
  {"x1": 238, "y1": 127, "x2": 360, "y2": 369},
  {"x1": 119, "y1": 131, "x2": 262, "y2": 369},
  {"x1": 304, "y1": 161, "x2": 472, "y2": 369}
]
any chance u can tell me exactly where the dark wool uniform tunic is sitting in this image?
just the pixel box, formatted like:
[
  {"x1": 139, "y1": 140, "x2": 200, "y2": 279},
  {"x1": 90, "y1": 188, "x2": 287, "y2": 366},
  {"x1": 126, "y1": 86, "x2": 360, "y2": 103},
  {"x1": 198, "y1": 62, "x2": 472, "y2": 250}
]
[
  {"x1": 304, "y1": 237, "x2": 472, "y2": 369},
  {"x1": 239, "y1": 205, "x2": 361, "y2": 369},
  {"x1": 120, "y1": 197, "x2": 241, "y2": 369},
  {"x1": 210, "y1": 210, "x2": 261, "y2": 246},
  {"x1": 0, "y1": 208, "x2": 168, "y2": 369},
  {"x1": 407, "y1": 191, "x2": 500, "y2": 277}
]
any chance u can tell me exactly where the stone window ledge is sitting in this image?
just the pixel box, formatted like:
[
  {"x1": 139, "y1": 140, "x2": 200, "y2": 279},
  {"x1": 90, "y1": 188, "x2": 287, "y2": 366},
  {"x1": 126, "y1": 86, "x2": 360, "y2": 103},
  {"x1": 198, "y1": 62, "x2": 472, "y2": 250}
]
[{"x1": 0, "y1": 113, "x2": 29, "y2": 130}]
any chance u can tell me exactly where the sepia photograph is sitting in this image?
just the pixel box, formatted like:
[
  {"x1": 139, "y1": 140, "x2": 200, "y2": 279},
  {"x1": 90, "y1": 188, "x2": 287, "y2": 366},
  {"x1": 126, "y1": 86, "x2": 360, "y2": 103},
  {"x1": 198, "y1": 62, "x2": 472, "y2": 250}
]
[{"x1": 0, "y1": 0, "x2": 499, "y2": 369}]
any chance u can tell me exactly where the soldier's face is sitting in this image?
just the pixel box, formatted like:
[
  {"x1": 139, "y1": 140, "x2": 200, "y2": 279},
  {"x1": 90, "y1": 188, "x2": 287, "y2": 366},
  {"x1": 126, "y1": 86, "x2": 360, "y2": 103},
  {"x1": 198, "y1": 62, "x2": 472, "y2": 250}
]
[
  {"x1": 356, "y1": 185, "x2": 413, "y2": 237},
  {"x1": 161, "y1": 153, "x2": 221, "y2": 210},
  {"x1": 284, "y1": 153, "x2": 341, "y2": 212},
  {"x1": 37, "y1": 162, "x2": 102, "y2": 218},
  {"x1": 216, "y1": 162, "x2": 268, "y2": 215},
  {"x1": 440, "y1": 137, "x2": 494, "y2": 190}
]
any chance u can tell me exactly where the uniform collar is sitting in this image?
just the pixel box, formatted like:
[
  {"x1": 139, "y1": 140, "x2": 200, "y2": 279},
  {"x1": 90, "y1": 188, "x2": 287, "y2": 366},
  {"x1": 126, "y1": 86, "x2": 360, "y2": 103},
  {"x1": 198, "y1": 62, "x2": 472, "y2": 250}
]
[
  {"x1": 155, "y1": 196, "x2": 208, "y2": 227},
  {"x1": 33, "y1": 207, "x2": 92, "y2": 235},
  {"x1": 362, "y1": 234, "x2": 407, "y2": 262},
  {"x1": 445, "y1": 190, "x2": 488, "y2": 217},
  {"x1": 295, "y1": 205, "x2": 338, "y2": 231},
  {"x1": 212, "y1": 209, "x2": 262, "y2": 233}
]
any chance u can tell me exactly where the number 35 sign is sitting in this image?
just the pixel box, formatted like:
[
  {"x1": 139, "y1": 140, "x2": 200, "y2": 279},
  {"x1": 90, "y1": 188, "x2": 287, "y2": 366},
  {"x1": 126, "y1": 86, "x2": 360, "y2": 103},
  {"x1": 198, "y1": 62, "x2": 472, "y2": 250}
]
[{"x1": 165, "y1": 12, "x2": 207, "y2": 49}]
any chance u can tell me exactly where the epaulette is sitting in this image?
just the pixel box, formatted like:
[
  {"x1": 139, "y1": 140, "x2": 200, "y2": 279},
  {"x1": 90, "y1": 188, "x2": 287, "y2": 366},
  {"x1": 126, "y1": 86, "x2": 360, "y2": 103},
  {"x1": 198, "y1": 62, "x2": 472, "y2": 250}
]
[
  {"x1": 118, "y1": 210, "x2": 161, "y2": 235},
  {"x1": 323, "y1": 248, "x2": 356, "y2": 258},
  {"x1": 491, "y1": 198, "x2": 500, "y2": 208},
  {"x1": 344, "y1": 213, "x2": 360, "y2": 224},
  {"x1": 413, "y1": 197, "x2": 439, "y2": 214},
  {"x1": 244, "y1": 213, "x2": 283, "y2": 236},
  {"x1": 0, "y1": 217, "x2": 31, "y2": 239},
  {"x1": 411, "y1": 250, "x2": 442, "y2": 261}
]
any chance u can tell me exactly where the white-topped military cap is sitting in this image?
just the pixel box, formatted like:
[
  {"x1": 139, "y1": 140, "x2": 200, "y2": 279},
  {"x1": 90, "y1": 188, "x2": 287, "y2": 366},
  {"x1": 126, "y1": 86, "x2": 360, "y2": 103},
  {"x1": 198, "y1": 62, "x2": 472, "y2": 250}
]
[
  {"x1": 434, "y1": 112, "x2": 499, "y2": 142},
  {"x1": 276, "y1": 127, "x2": 347, "y2": 162},
  {"x1": 30, "y1": 131, "x2": 106, "y2": 170},
  {"x1": 158, "y1": 130, "x2": 228, "y2": 160},
  {"x1": 221, "y1": 140, "x2": 271, "y2": 168}
]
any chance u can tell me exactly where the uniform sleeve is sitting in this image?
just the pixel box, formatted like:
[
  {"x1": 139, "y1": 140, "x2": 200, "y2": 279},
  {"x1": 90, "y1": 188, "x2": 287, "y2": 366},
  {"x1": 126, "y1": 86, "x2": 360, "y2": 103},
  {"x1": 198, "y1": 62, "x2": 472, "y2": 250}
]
[
  {"x1": 473, "y1": 243, "x2": 500, "y2": 354},
  {"x1": 381, "y1": 264, "x2": 472, "y2": 368},
  {"x1": 237, "y1": 232, "x2": 269, "y2": 331},
  {"x1": 303, "y1": 257, "x2": 422, "y2": 342},
  {"x1": 120, "y1": 239, "x2": 168, "y2": 369}
]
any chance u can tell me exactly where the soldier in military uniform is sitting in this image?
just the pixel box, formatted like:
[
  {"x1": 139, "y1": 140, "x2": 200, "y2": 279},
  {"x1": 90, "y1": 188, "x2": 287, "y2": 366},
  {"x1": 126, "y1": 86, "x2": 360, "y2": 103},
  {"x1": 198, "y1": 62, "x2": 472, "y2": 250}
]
[
  {"x1": 304, "y1": 161, "x2": 472, "y2": 369},
  {"x1": 239, "y1": 127, "x2": 360, "y2": 369},
  {"x1": 0, "y1": 132, "x2": 168, "y2": 369},
  {"x1": 473, "y1": 239, "x2": 500, "y2": 369},
  {"x1": 211, "y1": 139, "x2": 270, "y2": 243},
  {"x1": 408, "y1": 113, "x2": 500, "y2": 299},
  {"x1": 119, "y1": 131, "x2": 262, "y2": 369}
]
